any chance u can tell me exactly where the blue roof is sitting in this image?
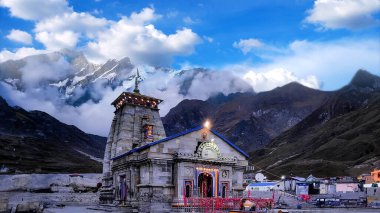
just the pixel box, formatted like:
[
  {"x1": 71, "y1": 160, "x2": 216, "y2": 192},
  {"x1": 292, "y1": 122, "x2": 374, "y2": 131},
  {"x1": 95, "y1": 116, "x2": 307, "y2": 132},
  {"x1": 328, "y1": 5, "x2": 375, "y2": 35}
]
[
  {"x1": 248, "y1": 182, "x2": 277, "y2": 187},
  {"x1": 111, "y1": 126, "x2": 249, "y2": 160}
]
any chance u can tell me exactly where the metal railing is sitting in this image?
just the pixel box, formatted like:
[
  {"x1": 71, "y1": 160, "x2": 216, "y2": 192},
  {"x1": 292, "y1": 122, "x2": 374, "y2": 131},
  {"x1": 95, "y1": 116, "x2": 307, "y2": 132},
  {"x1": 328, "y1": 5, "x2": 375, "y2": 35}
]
[{"x1": 172, "y1": 189, "x2": 274, "y2": 212}]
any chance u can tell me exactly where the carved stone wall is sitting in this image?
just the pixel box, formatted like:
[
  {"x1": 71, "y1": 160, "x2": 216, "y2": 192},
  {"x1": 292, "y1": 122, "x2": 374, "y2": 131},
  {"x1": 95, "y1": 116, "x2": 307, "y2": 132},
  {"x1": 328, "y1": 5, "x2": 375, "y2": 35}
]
[{"x1": 101, "y1": 96, "x2": 166, "y2": 204}]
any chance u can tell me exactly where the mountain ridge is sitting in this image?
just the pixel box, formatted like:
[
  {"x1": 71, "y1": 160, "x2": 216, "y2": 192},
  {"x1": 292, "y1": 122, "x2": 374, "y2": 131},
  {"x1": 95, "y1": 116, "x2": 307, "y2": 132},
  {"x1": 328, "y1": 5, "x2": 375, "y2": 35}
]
[
  {"x1": 0, "y1": 96, "x2": 106, "y2": 174},
  {"x1": 250, "y1": 70, "x2": 380, "y2": 177},
  {"x1": 163, "y1": 80, "x2": 331, "y2": 151}
]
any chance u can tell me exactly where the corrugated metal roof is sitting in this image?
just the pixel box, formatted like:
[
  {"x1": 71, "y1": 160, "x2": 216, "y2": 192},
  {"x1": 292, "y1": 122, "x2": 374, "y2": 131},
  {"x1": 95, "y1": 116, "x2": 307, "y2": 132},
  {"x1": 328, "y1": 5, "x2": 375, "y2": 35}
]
[
  {"x1": 111, "y1": 126, "x2": 249, "y2": 160},
  {"x1": 248, "y1": 182, "x2": 277, "y2": 187}
]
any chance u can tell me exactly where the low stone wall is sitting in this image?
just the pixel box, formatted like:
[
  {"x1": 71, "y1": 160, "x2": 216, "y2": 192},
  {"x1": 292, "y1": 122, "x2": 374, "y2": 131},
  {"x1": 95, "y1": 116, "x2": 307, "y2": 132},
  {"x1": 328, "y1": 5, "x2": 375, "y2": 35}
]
[
  {"x1": 2, "y1": 192, "x2": 100, "y2": 205},
  {"x1": 0, "y1": 192, "x2": 100, "y2": 212},
  {"x1": 0, "y1": 173, "x2": 102, "y2": 192},
  {"x1": 0, "y1": 173, "x2": 102, "y2": 212}
]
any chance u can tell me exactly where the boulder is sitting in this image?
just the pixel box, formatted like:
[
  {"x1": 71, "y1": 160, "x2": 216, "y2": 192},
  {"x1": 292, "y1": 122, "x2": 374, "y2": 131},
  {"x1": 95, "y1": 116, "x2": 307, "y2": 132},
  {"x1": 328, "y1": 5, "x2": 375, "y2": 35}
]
[
  {"x1": 15, "y1": 202, "x2": 43, "y2": 213},
  {"x1": 0, "y1": 198, "x2": 8, "y2": 212}
]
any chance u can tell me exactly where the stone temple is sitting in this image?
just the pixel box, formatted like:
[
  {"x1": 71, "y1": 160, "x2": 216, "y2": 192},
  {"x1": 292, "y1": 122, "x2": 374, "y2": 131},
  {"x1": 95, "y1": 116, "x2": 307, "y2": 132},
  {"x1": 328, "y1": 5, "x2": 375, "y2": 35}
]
[{"x1": 100, "y1": 72, "x2": 249, "y2": 212}]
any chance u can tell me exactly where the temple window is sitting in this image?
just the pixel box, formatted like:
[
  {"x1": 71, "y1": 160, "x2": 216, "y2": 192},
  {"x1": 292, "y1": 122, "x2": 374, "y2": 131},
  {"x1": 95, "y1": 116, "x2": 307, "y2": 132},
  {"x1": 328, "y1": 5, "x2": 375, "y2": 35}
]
[{"x1": 144, "y1": 125, "x2": 154, "y2": 139}]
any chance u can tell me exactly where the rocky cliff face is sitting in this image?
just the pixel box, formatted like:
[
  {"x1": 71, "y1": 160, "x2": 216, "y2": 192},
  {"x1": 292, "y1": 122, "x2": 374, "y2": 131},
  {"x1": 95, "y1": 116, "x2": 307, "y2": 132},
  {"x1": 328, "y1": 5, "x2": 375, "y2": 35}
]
[
  {"x1": 251, "y1": 70, "x2": 380, "y2": 177},
  {"x1": 163, "y1": 82, "x2": 330, "y2": 151},
  {"x1": 0, "y1": 96, "x2": 106, "y2": 174}
]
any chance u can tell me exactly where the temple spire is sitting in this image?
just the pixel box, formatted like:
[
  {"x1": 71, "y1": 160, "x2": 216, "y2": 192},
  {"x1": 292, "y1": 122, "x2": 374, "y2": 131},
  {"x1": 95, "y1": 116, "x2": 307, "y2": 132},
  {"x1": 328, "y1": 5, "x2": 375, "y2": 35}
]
[{"x1": 133, "y1": 69, "x2": 141, "y2": 94}]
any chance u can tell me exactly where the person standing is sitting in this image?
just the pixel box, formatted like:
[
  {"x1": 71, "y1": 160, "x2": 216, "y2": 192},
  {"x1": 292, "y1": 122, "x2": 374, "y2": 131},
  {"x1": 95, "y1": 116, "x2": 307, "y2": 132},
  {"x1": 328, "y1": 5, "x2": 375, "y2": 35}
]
[{"x1": 119, "y1": 178, "x2": 129, "y2": 205}]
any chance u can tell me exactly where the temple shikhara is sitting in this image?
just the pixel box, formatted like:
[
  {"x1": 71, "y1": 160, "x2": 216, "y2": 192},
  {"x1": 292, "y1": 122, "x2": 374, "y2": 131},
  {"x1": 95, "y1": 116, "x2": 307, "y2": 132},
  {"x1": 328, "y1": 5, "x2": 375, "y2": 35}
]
[{"x1": 100, "y1": 70, "x2": 249, "y2": 212}]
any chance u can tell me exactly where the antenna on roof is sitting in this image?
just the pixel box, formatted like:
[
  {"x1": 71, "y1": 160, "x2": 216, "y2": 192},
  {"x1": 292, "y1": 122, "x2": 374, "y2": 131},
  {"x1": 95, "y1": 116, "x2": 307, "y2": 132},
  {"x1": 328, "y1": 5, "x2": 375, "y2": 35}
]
[{"x1": 133, "y1": 68, "x2": 141, "y2": 94}]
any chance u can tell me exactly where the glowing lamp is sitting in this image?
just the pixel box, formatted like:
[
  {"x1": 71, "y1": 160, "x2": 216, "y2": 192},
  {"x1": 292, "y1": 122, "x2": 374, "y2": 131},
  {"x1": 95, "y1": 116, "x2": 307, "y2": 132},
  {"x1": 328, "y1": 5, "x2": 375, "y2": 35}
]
[{"x1": 203, "y1": 120, "x2": 211, "y2": 129}]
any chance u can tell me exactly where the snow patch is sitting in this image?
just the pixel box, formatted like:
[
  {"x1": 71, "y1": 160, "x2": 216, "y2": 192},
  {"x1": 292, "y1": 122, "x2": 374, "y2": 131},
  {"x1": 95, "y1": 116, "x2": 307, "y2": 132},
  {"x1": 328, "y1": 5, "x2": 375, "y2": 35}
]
[
  {"x1": 74, "y1": 149, "x2": 103, "y2": 163},
  {"x1": 72, "y1": 75, "x2": 87, "y2": 85},
  {"x1": 50, "y1": 78, "x2": 69, "y2": 87}
]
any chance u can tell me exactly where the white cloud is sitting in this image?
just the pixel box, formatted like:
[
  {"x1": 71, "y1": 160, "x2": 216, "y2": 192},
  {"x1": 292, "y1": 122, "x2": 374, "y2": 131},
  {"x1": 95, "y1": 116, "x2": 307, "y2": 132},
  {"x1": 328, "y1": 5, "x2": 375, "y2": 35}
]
[
  {"x1": 183, "y1": 16, "x2": 200, "y2": 24},
  {"x1": 0, "y1": 81, "x2": 118, "y2": 135},
  {"x1": 35, "y1": 12, "x2": 109, "y2": 38},
  {"x1": 280, "y1": 38, "x2": 380, "y2": 87},
  {"x1": 186, "y1": 70, "x2": 252, "y2": 100},
  {"x1": 305, "y1": 0, "x2": 380, "y2": 30},
  {"x1": 136, "y1": 67, "x2": 252, "y2": 116},
  {"x1": 0, "y1": 57, "x2": 252, "y2": 134},
  {"x1": 20, "y1": 56, "x2": 73, "y2": 88},
  {"x1": 85, "y1": 8, "x2": 201, "y2": 66},
  {"x1": 1, "y1": 3, "x2": 201, "y2": 67},
  {"x1": 6, "y1": 29, "x2": 32, "y2": 45},
  {"x1": 34, "y1": 11, "x2": 108, "y2": 49},
  {"x1": 0, "y1": 47, "x2": 48, "y2": 62},
  {"x1": 130, "y1": 7, "x2": 162, "y2": 24},
  {"x1": 236, "y1": 37, "x2": 380, "y2": 90},
  {"x1": 2, "y1": 37, "x2": 377, "y2": 136},
  {"x1": 243, "y1": 68, "x2": 320, "y2": 92},
  {"x1": 203, "y1": 36, "x2": 214, "y2": 43},
  {"x1": 0, "y1": 0, "x2": 71, "y2": 21},
  {"x1": 1, "y1": 0, "x2": 110, "y2": 51},
  {"x1": 36, "y1": 31, "x2": 79, "y2": 50},
  {"x1": 233, "y1": 38, "x2": 264, "y2": 54}
]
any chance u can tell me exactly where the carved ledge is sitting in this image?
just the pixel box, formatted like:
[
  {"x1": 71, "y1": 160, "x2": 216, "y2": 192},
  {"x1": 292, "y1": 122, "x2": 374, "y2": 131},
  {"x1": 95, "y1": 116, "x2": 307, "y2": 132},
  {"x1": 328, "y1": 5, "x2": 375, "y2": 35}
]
[{"x1": 174, "y1": 152, "x2": 237, "y2": 162}]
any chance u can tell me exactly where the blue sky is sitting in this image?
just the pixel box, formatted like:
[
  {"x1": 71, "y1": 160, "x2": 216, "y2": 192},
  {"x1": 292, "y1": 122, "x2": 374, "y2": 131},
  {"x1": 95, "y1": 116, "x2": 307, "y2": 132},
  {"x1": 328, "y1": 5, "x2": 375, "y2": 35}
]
[{"x1": 0, "y1": 0, "x2": 380, "y2": 90}]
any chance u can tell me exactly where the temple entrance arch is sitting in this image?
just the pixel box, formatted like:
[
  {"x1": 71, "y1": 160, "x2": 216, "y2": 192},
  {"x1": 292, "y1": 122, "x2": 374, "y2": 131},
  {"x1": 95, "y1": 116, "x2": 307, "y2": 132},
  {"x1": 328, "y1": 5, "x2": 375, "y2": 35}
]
[{"x1": 198, "y1": 172, "x2": 213, "y2": 197}]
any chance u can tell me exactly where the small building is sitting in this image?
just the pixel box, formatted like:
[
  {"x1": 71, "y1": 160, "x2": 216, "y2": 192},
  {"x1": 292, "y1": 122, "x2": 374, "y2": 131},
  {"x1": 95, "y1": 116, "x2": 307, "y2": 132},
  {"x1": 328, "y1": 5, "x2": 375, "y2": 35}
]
[
  {"x1": 366, "y1": 185, "x2": 380, "y2": 207},
  {"x1": 306, "y1": 174, "x2": 320, "y2": 194},
  {"x1": 245, "y1": 182, "x2": 277, "y2": 191},
  {"x1": 335, "y1": 180, "x2": 359, "y2": 193},
  {"x1": 319, "y1": 179, "x2": 336, "y2": 194},
  {"x1": 296, "y1": 183, "x2": 309, "y2": 195},
  {"x1": 371, "y1": 169, "x2": 380, "y2": 183},
  {"x1": 278, "y1": 176, "x2": 305, "y2": 192}
]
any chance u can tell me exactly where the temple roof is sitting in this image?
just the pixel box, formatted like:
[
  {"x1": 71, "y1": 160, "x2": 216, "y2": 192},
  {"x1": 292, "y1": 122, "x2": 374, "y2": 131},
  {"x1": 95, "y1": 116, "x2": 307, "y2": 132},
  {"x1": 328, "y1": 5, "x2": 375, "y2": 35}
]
[
  {"x1": 111, "y1": 91, "x2": 163, "y2": 111},
  {"x1": 111, "y1": 126, "x2": 249, "y2": 160}
]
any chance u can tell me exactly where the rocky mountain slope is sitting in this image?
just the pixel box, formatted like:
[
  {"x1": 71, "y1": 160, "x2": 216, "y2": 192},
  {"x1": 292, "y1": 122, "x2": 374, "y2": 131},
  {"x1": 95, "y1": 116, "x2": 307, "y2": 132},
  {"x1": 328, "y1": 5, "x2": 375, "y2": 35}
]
[
  {"x1": 0, "y1": 96, "x2": 106, "y2": 174},
  {"x1": 0, "y1": 49, "x2": 136, "y2": 106},
  {"x1": 250, "y1": 70, "x2": 380, "y2": 177},
  {"x1": 0, "y1": 50, "x2": 227, "y2": 107},
  {"x1": 163, "y1": 82, "x2": 330, "y2": 151}
]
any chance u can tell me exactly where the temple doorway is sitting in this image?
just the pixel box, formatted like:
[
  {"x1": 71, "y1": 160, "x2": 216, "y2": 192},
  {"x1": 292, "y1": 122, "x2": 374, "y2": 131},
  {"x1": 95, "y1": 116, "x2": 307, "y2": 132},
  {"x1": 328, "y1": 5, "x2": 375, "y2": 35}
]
[
  {"x1": 221, "y1": 182, "x2": 229, "y2": 198},
  {"x1": 198, "y1": 172, "x2": 213, "y2": 197}
]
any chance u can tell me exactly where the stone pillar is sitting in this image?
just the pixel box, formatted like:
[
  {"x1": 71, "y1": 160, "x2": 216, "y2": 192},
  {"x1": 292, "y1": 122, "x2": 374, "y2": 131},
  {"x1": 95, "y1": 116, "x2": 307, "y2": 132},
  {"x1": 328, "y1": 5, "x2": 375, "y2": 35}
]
[
  {"x1": 232, "y1": 166, "x2": 245, "y2": 197},
  {"x1": 129, "y1": 165, "x2": 139, "y2": 208},
  {"x1": 103, "y1": 117, "x2": 117, "y2": 175}
]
